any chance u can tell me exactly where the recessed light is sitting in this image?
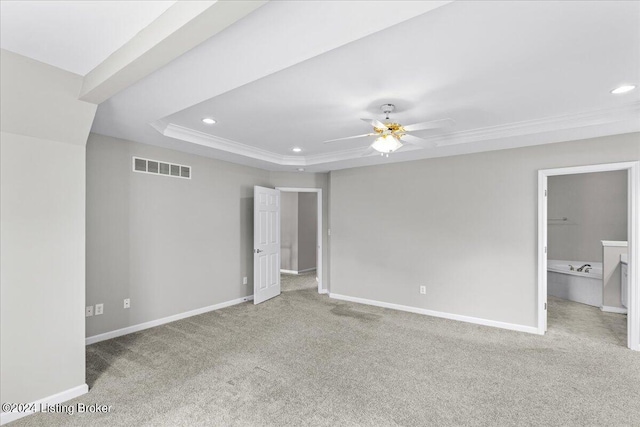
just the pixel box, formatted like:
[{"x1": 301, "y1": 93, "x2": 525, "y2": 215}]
[
  {"x1": 292, "y1": 147, "x2": 302, "y2": 153},
  {"x1": 611, "y1": 85, "x2": 636, "y2": 94},
  {"x1": 202, "y1": 118, "x2": 216, "y2": 124},
  {"x1": 297, "y1": 168, "x2": 305, "y2": 172}
]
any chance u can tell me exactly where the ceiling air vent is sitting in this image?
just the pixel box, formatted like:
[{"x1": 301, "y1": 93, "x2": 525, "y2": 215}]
[{"x1": 132, "y1": 157, "x2": 191, "y2": 180}]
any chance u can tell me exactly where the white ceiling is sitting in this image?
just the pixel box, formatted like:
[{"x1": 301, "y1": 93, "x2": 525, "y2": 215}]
[
  {"x1": 163, "y1": 0, "x2": 640, "y2": 158},
  {"x1": 14, "y1": 0, "x2": 629, "y2": 171},
  {"x1": 91, "y1": 0, "x2": 640, "y2": 171},
  {"x1": 0, "y1": 0, "x2": 175, "y2": 75}
]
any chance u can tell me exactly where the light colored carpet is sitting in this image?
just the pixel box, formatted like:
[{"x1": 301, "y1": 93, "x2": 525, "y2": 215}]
[
  {"x1": 11, "y1": 275, "x2": 639, "y2": 426},
  {"x1": 280, "y1": 271, "x2": 318, "y2": 292},
  {"x1": 546, "y1": 295, "x2": 628, "y2": 347}
]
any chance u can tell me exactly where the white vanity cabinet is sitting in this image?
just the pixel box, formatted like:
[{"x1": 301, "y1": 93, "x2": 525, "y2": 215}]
[{"x1": 621, "y1": 258, "x2": 628, "y2": 309}]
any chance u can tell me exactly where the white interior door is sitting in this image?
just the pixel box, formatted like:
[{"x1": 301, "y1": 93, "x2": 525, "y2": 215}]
[{"x1": 254, "y1": 186, "x2": 281, "y2": 304}]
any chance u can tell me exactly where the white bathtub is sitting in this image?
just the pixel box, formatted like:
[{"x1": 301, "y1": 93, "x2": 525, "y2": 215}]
[{"x1": 547, "y1": 260, "x2": 603, "y2": 307}]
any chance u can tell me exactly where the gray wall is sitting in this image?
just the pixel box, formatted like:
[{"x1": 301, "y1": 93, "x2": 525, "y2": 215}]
[
  {"x1": 329, "y1": 133, "x2": 639, "y2": 328},
  {"x1": 1, "y1": 50, "x2": 97, "y2": 404},
  {"x1": 86, "y1": 134, "x2": 270, "y2": 337},
  {"x1": 281, "y1": 192, "x2": 299, "y2": 271},
  {"x1": 297, "y1": 193, "x2": 318, "y2": 272},
  {"x1": 548, "y1": 171, "x2": 627, "y2": 262},
  {"x1": 86, "y1": 134, "x2": 330, "y2": 337}
]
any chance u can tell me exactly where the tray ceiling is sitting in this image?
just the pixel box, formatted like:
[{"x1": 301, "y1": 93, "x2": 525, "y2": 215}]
[{"x1": 91, "y1": 1, "x2": 640, "y2": 172}]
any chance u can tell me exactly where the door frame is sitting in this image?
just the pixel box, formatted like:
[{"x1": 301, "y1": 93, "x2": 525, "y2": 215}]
[
  {"x1": 537, "y1": 161, "x2": 639, "y2": 350},
  {"x1": 276, "y1": 187, "x2": 324, "y2": 294}
]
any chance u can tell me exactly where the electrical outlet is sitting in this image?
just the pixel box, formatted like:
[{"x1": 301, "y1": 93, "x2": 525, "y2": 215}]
[
  {"x1": 419, "y1": 286, "x2": 426, "y2": 295},
  {"x1": 95, "y1": 303, "x2": 104, "y2": 315},
  {"x1": 85, "y1": 306, "x2": 93, "y2": 317},
  {"x1": 123, "y1": 298, "x2": 130, "y2": 309},
  {"x1": 243, "y1": 277, "x2": 248, "y2": 285}
]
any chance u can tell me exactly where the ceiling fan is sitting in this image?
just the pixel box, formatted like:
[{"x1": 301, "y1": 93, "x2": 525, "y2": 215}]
[{"x1": 324, "y1": 104, "x2": 454, "y2": 157}]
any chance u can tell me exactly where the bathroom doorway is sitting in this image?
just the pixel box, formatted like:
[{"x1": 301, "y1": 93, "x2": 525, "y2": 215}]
[
  {"x1": 537, "y1": 162, "x2": 639, "y2": 350},
  {"x1": 547, "y1": 171, "x2": 627, "y2": 346}
]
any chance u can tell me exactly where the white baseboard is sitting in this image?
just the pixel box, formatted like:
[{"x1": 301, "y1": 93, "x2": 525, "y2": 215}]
[
  {"x1": 280, "y1": 268, "x2": 316, "y2": 275},
  {"x1": 319, "y1": 288, "x2": 328, "y2": 294},
  {"x1": 601, "y1": 305, "x2": 628, "y2": 314},
  {"x1": 86, "y1": 296, "x2": 253, "y2": 345},
  {"x1": 1, "y1": 384, "x2": 88, "y2": 425},
  {"x1": 329, "y1": 293, "x2": 540, "y2": 335}
]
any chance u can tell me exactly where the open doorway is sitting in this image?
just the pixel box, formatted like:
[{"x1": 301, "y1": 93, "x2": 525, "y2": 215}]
[
  {"x1": 276, "y1": 187, "x2": 323, "y2": 294},
  {"x1": 538, "y1": 162, "x2": 639, "y2": 350},
  {"x1": 547, "y1": 171, "x2": 627, "y2": 346}
]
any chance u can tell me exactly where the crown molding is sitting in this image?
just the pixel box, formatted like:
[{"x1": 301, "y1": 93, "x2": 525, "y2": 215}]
[
  {"x1": 424, "y1": 102, "x2": 640, "y2": 147},
  {"x1": 156, "y1": 122, "x2": 379, "y2": 166},
  {"x1": 152, "y1": 102, "x2": 640, "y2": 167}
]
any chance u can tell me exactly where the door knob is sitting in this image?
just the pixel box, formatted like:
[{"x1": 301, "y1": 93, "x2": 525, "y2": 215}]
[{"x1": 254, "y1": 249, "x2": 263, "y2": 253}]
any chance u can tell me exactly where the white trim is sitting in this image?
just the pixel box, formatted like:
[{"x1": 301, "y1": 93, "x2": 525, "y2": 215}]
[
  {"x1": 423, "y1": 102, "x2": 640, "y2": 147},
  {"x1": 161, "y1": 123, "x2": 384, "y2": 165},
  {"x1": 538, "y1": 161, "x2": 639, "y2": 176},
  {"x1": 329, "y1": 293, "x2": 540, "y2": 335},
  {"x1": 538, "y1": 170, "x2": 548, "y2": 333},
  {"x1": 155, "y1": 102, "x2": 640, "y2": 167},
  {"x1": 164, "y1": 124, "x2": 289, "y2": 164},
  {"x1": 280, "y1": 268, "x2": 316, "y2": 275},
  {"x1": 601, "y1": 240, "x2": 628, "y2": 247},
  {"x1": 276, "y1": 187, "x2": 325, "y2": 294},
  {"x1": 538, "y1": 161, "x2": 640, "y2": 351},
  {"x1": 630, "y1": 162, "x2": 639, "y2": 351},
  {"x1": 85, "y1": 296, "x2": 253, "y2": 345},
  {"x1": 1, "y1": 384, "x2": 88, "y2": 425},
  {"x1": 601, "y1": 306, "x2": 628, "y2": 314}
]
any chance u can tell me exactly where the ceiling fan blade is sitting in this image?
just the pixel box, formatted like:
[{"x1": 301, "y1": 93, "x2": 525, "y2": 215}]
[
  {"x1": 403, "y1": 118, "x2": 455, "y2": 132},
  {"x1": 323, "y1": 133, "x2": 375, "y2": 143},
  {"x1": 361, "y1": 118, "x2": 387, "y2": 130},
  {"x1": 360, "y1": 145, "x2": 377, "y2": 157},
  {"x1": 401, "y1": 133, "x2": 438, "y2": 148}
]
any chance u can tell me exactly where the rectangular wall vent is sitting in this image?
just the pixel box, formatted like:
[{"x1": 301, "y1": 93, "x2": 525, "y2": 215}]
[{"x1": 132, "y1": 157, "x2": 191, "y2": 180}]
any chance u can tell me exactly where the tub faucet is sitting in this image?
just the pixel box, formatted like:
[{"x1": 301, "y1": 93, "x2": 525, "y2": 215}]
[{"x1": 577, "y1": 264, "x2": 591, "y2": 272}]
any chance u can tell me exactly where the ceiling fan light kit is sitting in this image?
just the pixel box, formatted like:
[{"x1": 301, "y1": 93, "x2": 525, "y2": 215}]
[
  {"x1": 324, "y1": 103, "x2": 453, "y2": 156},
  {"x1": 372, "y1": 134, "x2": 403, "y2": 154}
]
